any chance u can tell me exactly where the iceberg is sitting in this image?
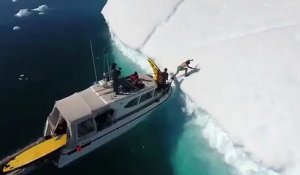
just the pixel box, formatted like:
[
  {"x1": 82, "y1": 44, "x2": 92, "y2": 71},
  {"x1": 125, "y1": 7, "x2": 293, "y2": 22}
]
[{"x1": 102, "y1": 0, "x2": 300, "y2": 175}]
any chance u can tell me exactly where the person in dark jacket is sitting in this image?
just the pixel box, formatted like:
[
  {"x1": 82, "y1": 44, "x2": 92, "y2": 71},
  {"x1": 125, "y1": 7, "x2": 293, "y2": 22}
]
[
  {"x1": 110, "y1": 63, "x2": 121, "y2": 95},
  {"x1": 160, "y1": 68, "x2": 169, "y2": 85}
]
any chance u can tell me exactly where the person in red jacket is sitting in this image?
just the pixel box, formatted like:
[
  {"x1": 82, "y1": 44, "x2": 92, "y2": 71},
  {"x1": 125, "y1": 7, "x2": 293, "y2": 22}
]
[{"x1": 130, "y1": 71, "x2": 144, "y2": 89}]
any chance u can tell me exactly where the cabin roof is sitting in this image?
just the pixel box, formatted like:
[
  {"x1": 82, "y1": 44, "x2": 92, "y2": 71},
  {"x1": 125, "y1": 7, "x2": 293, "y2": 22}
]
[
  {"x1": 55, "y1": 88, "x2": 106, "y2": 123},
  {"x1": 55, "y1": 74, "x2": 157, "y2": 123}
]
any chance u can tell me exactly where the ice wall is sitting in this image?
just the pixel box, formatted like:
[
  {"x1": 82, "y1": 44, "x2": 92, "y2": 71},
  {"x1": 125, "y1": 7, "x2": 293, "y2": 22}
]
[{"x1": 102, "y1": 1, "x2": 300, "y2": 175}]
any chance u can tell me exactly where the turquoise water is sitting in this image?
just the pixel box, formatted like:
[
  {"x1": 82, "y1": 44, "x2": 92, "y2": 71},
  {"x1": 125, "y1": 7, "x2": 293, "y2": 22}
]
[
  {"x1": 172, "y1": 122, "x2": 232, "y2": 175},
  {"x1": 0, "y1": 0, "x2": 232, "y2": 174}
]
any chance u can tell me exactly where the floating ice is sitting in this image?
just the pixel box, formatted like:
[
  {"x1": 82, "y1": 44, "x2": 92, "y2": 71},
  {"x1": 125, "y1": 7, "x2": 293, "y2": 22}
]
[
  {"x1": 15, "y1": 9, "x2": 31, "y2": 18},
  {"x1": 13, "y1": 26, "x2": 21, "y2": 31},
  {"x1": 32, "y1": 4, "x2": 49, "y2": 15}
]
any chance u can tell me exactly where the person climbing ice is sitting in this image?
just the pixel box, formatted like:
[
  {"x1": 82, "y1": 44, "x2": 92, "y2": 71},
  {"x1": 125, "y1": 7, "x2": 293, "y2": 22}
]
[{"x1": 171, "y1": 59, "x2": 196, "y2": 79}]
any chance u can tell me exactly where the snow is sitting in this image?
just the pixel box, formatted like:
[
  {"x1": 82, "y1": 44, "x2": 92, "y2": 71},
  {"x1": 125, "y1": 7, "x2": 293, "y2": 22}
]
[{"x1": 102, "y1": 1, "x2": 300, "y2": 175}]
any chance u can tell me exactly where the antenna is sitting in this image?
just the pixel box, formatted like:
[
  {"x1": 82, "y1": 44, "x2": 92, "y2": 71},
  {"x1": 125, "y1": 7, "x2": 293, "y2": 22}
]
[
  {"x1": 89, "y1": 39, "x2": 98, "y2": 82},
  {"x1": 103, "y1": 55, "x2": 106, "y2": 73},
  {"x1": 107, "y1": 56, "x2": 110, "y2": 72}
]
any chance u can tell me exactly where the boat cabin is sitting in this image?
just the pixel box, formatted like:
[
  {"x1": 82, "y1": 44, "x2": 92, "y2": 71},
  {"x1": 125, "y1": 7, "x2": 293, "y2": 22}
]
[{"x1": 44, "y1": 74, "x2": 167, "y2": 151}]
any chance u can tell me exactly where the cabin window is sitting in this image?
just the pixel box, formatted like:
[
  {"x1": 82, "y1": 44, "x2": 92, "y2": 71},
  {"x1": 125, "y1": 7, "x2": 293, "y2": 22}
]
[
  {"x1": 124, "y1": 97, "x2": 139, "y2": 108},
  {"x1": 77, "y1": 118, "x2": 95, "y2": 138},
  {"x1": 139, "y1": 91, "x2": 153, "y2": 103},
  {"x1": 95, "y1": 109, "x2": 114, "y2": 131}
]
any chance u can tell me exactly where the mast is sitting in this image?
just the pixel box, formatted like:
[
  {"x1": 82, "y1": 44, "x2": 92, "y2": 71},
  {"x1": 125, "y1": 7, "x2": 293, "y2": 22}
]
[{"x1": 89, "y1": 39, "x2": 98, "y2": 82}]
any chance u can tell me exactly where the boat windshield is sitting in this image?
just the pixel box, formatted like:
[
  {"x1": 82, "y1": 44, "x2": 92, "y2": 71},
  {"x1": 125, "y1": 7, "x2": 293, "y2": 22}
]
[{"x1": 49, "y1": 108, "x2": 60, "y2": 127}]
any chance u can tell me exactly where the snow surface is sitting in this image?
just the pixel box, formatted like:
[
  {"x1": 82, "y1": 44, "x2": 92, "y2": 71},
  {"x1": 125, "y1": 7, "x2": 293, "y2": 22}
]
[{"x1": 102, "y1": 1, "x2": 300, "y2": 175}]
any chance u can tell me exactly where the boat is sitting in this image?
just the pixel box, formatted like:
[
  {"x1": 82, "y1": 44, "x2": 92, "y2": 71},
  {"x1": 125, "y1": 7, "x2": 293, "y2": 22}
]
[{"x1": 0, "y1": 58, "x2": 172, "y2": 174}]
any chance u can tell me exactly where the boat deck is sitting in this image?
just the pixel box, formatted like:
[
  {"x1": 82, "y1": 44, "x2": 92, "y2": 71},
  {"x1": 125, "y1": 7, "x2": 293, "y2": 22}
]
[{"x1": 91, "y1": 74, "x2": 157, "y2": 104}]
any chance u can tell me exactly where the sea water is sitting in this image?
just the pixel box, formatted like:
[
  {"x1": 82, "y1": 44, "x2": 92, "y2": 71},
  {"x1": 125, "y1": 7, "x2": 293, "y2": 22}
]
[{"x1": 0, "y1": 0, "x2": 232, "y2": 174}]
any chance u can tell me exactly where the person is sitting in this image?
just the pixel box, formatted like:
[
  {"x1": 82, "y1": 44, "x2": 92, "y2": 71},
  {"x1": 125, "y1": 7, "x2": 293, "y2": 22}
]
[
  {"x1": 110, "y1": 63, "x2": 121, "y2": 95},
  {"x1": 130, "y1": 71, "x2": 139, "y2": 82},
  {"x1": 129, "y1": 71, "x2": 144, "y2": 89},
  {"x1": 160, "y1": 68, "x2": 169, "y2": 85},
  {"x1": 171, "y1": 59, "x2": 195, "y2": 79}
]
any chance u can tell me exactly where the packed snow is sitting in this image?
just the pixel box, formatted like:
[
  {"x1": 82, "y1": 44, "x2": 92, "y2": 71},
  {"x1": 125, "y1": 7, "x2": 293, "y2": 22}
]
[{"x1": 102, "y1": 1, "x2": 300, "y2": 175}]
